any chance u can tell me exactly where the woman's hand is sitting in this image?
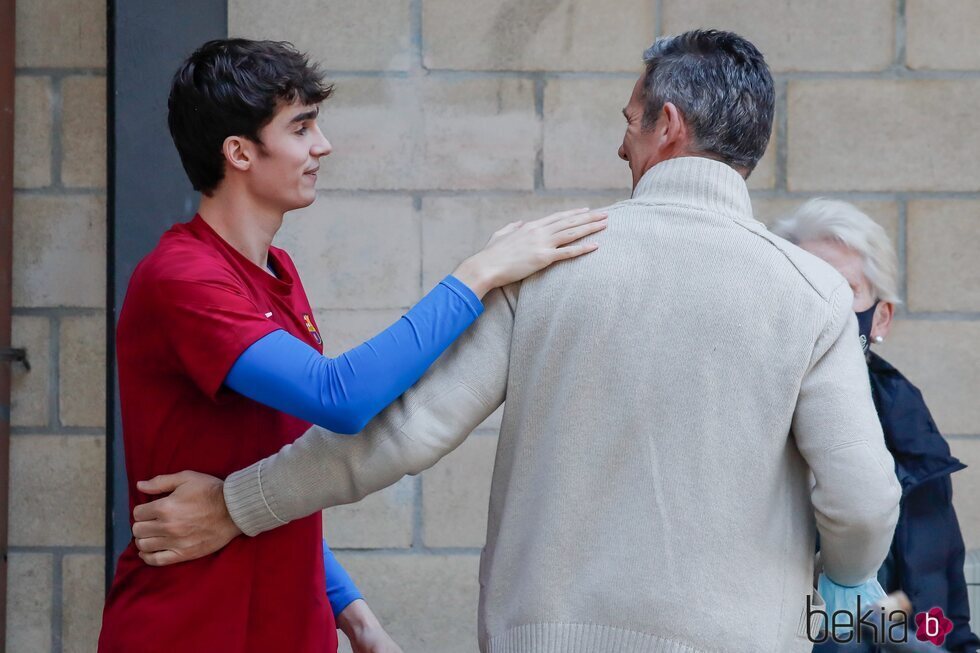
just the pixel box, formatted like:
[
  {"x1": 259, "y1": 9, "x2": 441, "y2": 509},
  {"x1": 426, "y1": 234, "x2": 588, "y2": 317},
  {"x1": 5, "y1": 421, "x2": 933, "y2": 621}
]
[
  {"x1": 337, "y1": 599, "x2": 404, "y2": 653},
  {"x1": 452, "y1": 208, "x2": 608, "y2": 298}
]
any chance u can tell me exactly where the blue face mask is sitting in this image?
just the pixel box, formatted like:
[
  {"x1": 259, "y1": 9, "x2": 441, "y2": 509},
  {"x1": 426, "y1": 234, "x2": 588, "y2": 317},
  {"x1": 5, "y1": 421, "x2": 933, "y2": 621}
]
[{"x1": 855, "y1": 300, "x2": 880, "y2": 353}]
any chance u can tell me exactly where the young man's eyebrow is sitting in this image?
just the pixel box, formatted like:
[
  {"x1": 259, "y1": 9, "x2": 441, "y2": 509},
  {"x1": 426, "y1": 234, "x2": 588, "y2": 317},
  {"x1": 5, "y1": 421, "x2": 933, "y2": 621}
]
[{"x1": 289, "y1": 108, "x2": 319, "y2": 124}]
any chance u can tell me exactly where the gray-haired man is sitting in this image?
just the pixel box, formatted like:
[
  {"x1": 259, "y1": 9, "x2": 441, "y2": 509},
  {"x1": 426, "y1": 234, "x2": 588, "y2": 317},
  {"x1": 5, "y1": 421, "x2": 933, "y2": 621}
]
[{"x1": 131, "y1": 30, "x2": 901, "y2": 653}]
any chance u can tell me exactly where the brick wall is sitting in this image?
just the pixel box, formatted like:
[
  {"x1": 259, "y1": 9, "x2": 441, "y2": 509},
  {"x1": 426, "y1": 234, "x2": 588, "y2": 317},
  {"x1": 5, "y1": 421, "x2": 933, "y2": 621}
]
[
  {"x1": 8, "y1": 0, "x2": 107, "y2": 651},
  {"x1": 7, "y1": 0, "x2": 980, "y2": 651}
]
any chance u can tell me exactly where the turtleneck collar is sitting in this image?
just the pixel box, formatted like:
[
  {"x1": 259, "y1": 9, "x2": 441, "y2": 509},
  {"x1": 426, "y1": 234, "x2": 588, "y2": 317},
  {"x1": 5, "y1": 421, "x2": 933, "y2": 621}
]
[{"x1": 630, "y1": 156, "x2": 754, "y2": 222}]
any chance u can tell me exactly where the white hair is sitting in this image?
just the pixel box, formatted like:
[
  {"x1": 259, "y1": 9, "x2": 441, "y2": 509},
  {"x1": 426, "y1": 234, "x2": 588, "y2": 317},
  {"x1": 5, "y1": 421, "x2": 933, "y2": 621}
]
[{"x1": 771, "y1": 198, "x2": 901, "y2": 304}]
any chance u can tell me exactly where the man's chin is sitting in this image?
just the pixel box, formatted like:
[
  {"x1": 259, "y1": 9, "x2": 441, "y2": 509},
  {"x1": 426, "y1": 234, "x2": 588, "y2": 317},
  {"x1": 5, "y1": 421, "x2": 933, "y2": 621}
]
[{"x1": 288, "y1": 192, "x2": 318, "y2": 212}]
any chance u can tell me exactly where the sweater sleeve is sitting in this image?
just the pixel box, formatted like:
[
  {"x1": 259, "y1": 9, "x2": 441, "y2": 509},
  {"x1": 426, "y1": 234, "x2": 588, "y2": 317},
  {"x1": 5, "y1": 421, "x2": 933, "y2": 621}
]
[
  {"x1": 224, "y1": 275, "x2": 483, "y2": 435},
  {"x1": 223, "y1": 284, "x2": 519, "y2": 536},
  {"x1": 792, "y1": 280, "x2": 902, "y2": 587}
]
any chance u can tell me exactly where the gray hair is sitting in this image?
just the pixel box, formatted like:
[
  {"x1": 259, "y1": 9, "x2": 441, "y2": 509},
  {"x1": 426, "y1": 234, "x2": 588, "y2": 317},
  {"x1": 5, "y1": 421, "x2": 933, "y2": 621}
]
[
  {"x1": 641, "y1": 30, "x2": 775, "y2": 174},
  {"x1": 772, "y1": 198, "x2": 902, "y2": 304}
]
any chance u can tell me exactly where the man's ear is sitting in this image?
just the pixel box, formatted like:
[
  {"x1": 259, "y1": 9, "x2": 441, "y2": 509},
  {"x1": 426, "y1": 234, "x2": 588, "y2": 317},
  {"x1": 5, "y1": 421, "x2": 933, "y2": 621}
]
[
  {"x1": 222, "y1": 135, "x2": 252, "y2": 173},
  {"x1": 661, "y1": 102, "x2": 689, "y2": 151}
]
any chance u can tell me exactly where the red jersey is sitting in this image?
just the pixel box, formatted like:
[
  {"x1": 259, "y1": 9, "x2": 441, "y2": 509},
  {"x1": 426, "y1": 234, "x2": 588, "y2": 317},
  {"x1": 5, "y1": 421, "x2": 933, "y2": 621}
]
[{"x1": 100, "y1": 215, "x2": 337, "y2": 652}]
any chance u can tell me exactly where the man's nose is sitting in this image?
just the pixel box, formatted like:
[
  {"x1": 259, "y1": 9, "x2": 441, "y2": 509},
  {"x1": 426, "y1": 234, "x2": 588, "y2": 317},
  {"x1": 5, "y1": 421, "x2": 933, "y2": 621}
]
[
  {"x1": 313, "y1": 136, "x2": 332, "y2": 158},
  {"x1": 618, "y1": 144, "x2": 628, "y2": 161},
  {"x1": 311, "y1": 123, "x2": 332, "y2": 157}
]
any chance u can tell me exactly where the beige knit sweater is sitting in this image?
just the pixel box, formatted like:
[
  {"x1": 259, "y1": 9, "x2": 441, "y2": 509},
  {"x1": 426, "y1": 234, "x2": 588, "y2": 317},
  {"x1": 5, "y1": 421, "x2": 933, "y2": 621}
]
[{"x1": 224, "y1": 156, "x2": 902, "y2": 653}]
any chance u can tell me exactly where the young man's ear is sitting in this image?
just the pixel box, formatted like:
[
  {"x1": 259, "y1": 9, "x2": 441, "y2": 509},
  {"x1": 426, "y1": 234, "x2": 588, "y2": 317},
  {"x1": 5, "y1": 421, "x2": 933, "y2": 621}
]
[{"x1": 222, "y1": 135, "x2": 253, "y2": 172}]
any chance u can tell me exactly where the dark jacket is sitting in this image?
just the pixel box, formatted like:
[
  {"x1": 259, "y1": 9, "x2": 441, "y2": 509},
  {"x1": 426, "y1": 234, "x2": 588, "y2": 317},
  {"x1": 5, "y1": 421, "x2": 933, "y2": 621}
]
[
  {"x1": 869, "y1": 353, "x2": 979, "y2": 653},
  {"x1": 816, "y1": 353, "x2": 979, "y2": 652},
  {"x1": 868, "y1": 353, "x2": 980, "y2": 653}
]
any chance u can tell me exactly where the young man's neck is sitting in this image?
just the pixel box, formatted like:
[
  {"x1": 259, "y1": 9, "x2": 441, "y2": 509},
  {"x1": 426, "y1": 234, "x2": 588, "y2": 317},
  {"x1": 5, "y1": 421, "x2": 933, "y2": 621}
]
[{"x1": 197, "y1": 184, "x2": 284, "y2": 271}]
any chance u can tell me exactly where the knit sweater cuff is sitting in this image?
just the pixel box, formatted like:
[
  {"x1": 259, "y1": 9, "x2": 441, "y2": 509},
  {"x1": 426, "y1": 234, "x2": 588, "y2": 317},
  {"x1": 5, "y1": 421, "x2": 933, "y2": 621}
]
[{"x1": 223, "y1": 460, "x2": 288, "y2": 537}]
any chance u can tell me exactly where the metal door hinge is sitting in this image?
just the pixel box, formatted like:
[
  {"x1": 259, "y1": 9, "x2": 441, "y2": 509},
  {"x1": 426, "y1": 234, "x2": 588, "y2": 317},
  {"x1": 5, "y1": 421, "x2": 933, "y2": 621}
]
[{"x1": 0, "y1": 348, "x2": 29, "y2": 371}]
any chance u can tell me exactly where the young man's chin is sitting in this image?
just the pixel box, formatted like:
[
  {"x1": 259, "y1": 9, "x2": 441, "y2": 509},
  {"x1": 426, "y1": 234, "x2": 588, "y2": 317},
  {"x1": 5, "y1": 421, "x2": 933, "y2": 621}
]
[{"x1": 288, "y1": 191, "x2": 318, "y2": 212}]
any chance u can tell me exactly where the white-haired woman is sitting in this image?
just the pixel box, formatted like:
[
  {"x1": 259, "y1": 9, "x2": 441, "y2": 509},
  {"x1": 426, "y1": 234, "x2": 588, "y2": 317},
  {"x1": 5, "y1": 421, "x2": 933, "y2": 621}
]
[{"x1": 773, "y1": 199, "x2": 979, "y2": 653}]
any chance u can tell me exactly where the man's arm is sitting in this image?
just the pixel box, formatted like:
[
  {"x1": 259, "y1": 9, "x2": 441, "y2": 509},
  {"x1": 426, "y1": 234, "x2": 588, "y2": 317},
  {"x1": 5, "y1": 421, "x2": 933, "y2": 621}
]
[
  {"x1": 133, "y1": 284, "x2": 517, "y2": 564},
  {"x1": 793, "y1": 280, "x2": 902, "y2": 587},
  {"x1": 225, "y1": 283, "x2": 517, "y2": 534}
]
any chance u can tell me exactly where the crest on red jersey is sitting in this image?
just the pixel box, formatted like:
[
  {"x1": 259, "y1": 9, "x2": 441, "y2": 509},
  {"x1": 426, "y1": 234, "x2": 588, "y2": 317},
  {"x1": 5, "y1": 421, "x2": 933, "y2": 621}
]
[{"x1": 303, "y1": 314, "x2": 322, "y2": 345}]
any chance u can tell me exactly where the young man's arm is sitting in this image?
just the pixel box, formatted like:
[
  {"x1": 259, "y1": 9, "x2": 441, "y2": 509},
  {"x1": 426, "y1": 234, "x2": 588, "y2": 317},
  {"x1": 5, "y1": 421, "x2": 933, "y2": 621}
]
[
  {"x1": 323, "y1": 538, "x2": 362, "y2": 616},
  {"x1": 793, "y1": 280, "x2": 902, "y2": 587},
  {"x1": 323, "y1": 539, "x2": 404, "y2": 653},
  {"x1": 224, "y1": 275, "x2": 484, "y2": 435},
  {"x1": 131, "y1": 285, "x2": 518, "y2": 564}
]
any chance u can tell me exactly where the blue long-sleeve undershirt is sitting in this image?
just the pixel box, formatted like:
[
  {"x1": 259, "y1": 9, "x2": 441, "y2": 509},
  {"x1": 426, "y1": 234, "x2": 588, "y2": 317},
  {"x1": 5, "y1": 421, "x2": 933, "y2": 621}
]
[
  {"x1": 223, "y1": 274, "x2": 483, "y2": 613},
  {"x1": 323, "y1": 538, "x2": 362, "y2": 616},
  {"x1": 224, "y1": 275, "x2": 483, "y2": 434}
]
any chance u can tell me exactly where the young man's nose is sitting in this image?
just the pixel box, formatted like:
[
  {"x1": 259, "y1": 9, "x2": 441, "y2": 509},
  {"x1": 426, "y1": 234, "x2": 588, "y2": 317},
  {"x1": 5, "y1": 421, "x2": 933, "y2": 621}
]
[
  {"x1": 310, "y1": 122, "x2": 332, "y2": 156},
  {"x1": 312, "y1": 137, "x2": 332, "y2": 157}
]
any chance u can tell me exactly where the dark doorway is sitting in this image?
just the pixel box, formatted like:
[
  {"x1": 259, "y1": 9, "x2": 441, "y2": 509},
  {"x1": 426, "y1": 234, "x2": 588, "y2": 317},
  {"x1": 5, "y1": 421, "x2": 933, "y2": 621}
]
[{"x1": 107, "y1": 0, "x2": 227, "y2": 583}]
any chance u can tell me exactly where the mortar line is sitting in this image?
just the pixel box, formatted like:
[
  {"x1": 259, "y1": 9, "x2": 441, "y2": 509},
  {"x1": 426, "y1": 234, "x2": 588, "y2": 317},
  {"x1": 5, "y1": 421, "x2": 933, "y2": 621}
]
[
  {"x1": 11, "y1": 186, "x2": 105, "y2": 196},
  {"x1": 10, "y1": 428, "x2": 106, "y2": 437},
  {"x1": 750, "y1": 190, "x2": 980, "y2": 201},
  {"x1": 895, "y1": 0, "x2": 908, "y2": 69},
  {"x1": 412, "y1": 474, "x2": 424, "y2": 550},
  {"x1": 51, "y1": 550, "x2": 64, "y2": 653},
  {"x1": 8, "y1": 545, "x2": 105, "y2": 555},
  {"x1": 898, "y1": 198, "x2": 909, "y2": 313},
  {"x1": 415, "y1": 194, "x2": 424, "y2": 293},
  {"x1": 309, "y1": 188, "x2": 980, "y2": 200},
  {"x1": 315, "y1": 307, "x2": 415, "y2": 314},
  {"x1": 775, "y1": 80, "x2": 789, "y2": 192},
  {"x1": 894, "y1": 312, "x2": 980, "y2": 321},
  {"x1": 534, "y1": 76, "x2": 545, "y2": 190},
  {"x1": 323, "y1": 70, "x2": 411, "y2": 80},
  {"x1": 51, "y1": 76, "x2": 64, "y2": 189},
  {"x1": 289, "y1": 68, "x2": 980, "y2": 81},
  {"x1": 326, "y1": 69, "x2": 638, "y2": 80},
  {"x1": 774, "y1": 69, "x2": 980, "y2": 81},
  {"x1": 14, "y1": 67, "x2": 107, "y2": 78},
  {"x1": 333, "y1": 546, "x2": 484, "y2": 556},
  {"x1": 48, "y1": 316, "x2": 60, "y2": 429},
  {"x1": 11, "y1": 307, "x2": 106, "y2": 317},
  {"x1": 411, "y1": 0, "x2": 424, "y2": 73}
]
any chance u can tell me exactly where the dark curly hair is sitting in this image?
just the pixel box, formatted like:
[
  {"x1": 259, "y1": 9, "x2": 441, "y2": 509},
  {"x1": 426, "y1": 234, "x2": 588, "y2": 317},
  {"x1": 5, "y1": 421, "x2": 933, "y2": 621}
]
[{"x1": 167, "y1": 39, "x2": 333, "y2": 195}]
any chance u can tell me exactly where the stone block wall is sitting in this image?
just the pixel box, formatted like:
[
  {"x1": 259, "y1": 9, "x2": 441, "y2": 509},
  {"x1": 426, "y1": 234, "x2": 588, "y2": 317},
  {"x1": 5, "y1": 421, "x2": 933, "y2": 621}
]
[
  {"x1": 7, "y1": 0, "x2": 980, "y2": 651},
  {"x1": 8, "y1": 0, "x2": 107, "y2": 651}
]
